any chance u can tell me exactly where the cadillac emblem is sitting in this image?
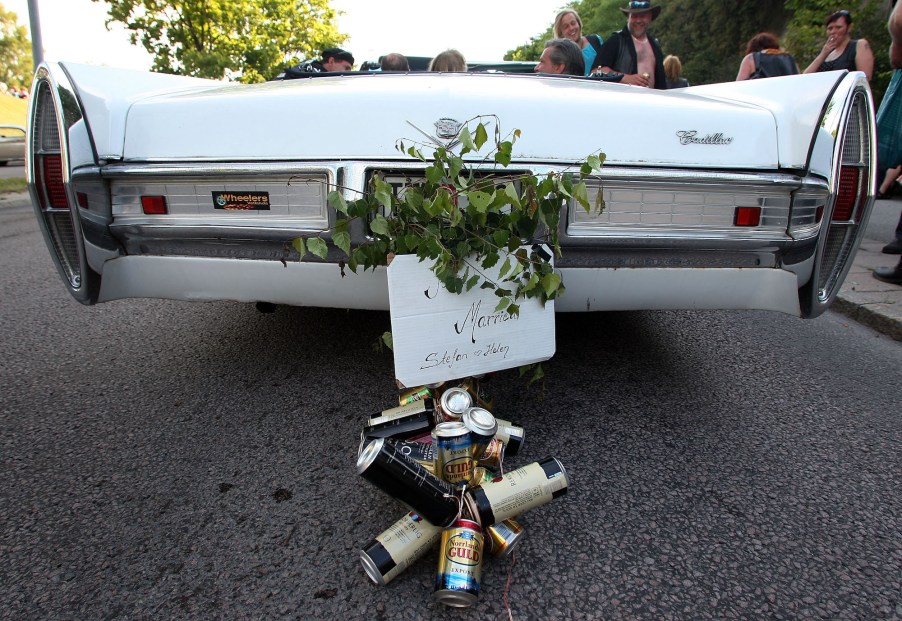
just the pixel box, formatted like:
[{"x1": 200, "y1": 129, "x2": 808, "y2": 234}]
[{"x1": 434, "y1": 118, "x2": 463, "y2": 139}]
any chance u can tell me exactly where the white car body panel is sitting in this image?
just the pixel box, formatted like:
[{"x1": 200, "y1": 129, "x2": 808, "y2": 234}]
[{"x1": 27, "y1": 62, "x2": 876, "y2": 320}]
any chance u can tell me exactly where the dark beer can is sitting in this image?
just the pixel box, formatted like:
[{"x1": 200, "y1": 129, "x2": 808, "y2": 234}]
[
  {"x1": 464, "y1": 457, "x2": 569, "y2": 527},
  {"x1": 485, "y1": 519, "x2": 525, "y2": 559},
  {"x1": 494, "y1": 418, "x2": 525, "y2": 456},
  {"x1": 434, "y1": 518, "x2": 484, "y2": 608},
  {"x1": 439, "y1": 387, "x2": 472, "y2": 422},
  {"x1": 432, "y1": 421, "x2": 473, "y2": 487},
  {"x1": 357, "y1": 438, "x2": 461, "y2": 527},
  {"x1": 398, "y1": 386, "x2": 433, "y2": 405},
  {"x1": 476, "y1": 437, "x2": 505, "y2": 470},
  {"x1": 362, "y1": 409, "x2": 434, "y2": 443},
  {"x1": 360, "y1": 511, "x2": 443, "y2": 585},
  {"x1": 394, "y1": 439, "x2": 437, "y2": 465},
  {"x1": 462, "y1": 406, "x2": 497, "y2": 459},
  {"x1": 367, "y1": 398, "x2": 436, "y2": 427}
]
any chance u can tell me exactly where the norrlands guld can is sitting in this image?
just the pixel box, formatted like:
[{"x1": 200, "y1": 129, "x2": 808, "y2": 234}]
[
  {"x1": 464, "y1": 457, "x2": 569, "y2": 527},
  {"x1": 433, "y1": 518, "x2": 484, "y2": 608},
  {"x1": 432, "y1": 421, "x2": 473, "y2": 487},
  {"x1": 360, "y1": 511, "x2": 443, "y2": 585}
]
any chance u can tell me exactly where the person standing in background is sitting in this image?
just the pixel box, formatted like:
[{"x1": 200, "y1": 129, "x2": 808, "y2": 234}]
[
  {"x1": 593, "y1": 1, "x2": 666, "y2": 89},
  {"x1": 736, "y1": 33, "x2": 799, "y2": 80},
  {"x1": 663, "y1": 55, "x2": 688, "y2": 88},
  {"x1": 803, "y1": 9, "x2": 874, "y2": 81},
  {"x1": 874, "y1": 0, "x2": 902, "y2": 283},
  {"x1": 553, "y1": 9, "x2": 603, "y2": 76}
]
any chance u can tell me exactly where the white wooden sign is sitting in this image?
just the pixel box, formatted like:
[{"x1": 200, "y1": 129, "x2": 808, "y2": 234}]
[{"x1": 387, "y1": 251, "x2": 556, "y2": 387}]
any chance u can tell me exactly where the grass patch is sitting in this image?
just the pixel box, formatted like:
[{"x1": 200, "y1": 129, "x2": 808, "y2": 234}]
[
  {"x1": 0, "y1": 177, "x2": 27, "y2": 193},
  {"x1": 0, "y1": 96, "x2": 28, "y2": 127}
]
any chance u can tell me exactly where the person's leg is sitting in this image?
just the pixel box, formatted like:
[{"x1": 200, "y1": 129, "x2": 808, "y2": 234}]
[
  {"x1": 884, "y1": 211, "x2": 902, "y2": 253},
  {"x1": 874, "y1": 256, "x2": 902, "y2": 284}
]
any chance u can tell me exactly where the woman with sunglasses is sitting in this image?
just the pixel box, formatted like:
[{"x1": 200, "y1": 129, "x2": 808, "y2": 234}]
[{"x1": 803, "y1": 9, "x2": 874, "y2": 80}]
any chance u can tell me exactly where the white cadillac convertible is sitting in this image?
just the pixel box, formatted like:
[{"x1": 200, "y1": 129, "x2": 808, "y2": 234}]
[{"x1": 27, "y1": 62, "x2": 874, "y2": 317}]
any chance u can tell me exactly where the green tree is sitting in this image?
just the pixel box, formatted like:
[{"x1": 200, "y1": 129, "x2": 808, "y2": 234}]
[
  {"x1": 93, "y1": 0, "x2": 347, "y2": 83},
  {"x1": 0, "y1": 3, "x2": 33, "y2": 89}
]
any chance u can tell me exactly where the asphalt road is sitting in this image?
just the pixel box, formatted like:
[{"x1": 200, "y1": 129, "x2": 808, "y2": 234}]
[
  {"x1": 0, "y1": 160, "x2": 25, "y2": 179},
  {"x1": 1, "y1": 199, "x2": 901, "y2": 620}
]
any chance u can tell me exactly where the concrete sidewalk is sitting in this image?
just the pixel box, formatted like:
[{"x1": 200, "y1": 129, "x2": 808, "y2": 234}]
[{"x1": 835, "y1": 239, "x2": 902, "y2": 341}]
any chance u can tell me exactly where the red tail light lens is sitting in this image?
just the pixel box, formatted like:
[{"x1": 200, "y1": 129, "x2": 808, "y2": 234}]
[
  {"x1": 141, "y1": 195, "x2": 168, "y2": 214},
  {"x1": 833, "y1": 166, "x2": 859, "y2": 221},
  {"x1": 39, "y1": 154, "x2": 68, "y2": 209},
  {"x1": 734, "y1": 206, "x2": 761, "y2": 227}
]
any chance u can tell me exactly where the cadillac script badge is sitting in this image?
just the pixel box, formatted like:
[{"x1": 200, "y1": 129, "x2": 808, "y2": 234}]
[{"x1": 676, "y1": 131, "x2": 733, "y2": 145}]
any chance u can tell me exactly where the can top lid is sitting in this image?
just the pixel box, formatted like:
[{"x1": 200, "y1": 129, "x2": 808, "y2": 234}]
[
  {"x1": 440, "y1": 387, "x2": 473, "y2": 415},
  {"x1": 355, "y1": 437, "x2": 385, "y2": 474},
  {"x1": 453, "y1": 518, "x2": 482, "y2": 531},
  {"x1": 463, "y1": 406, "x2": 498, "y2": 436},
  {"x1": 432, "y1": 420, "x2": 469, "y2": 438}
]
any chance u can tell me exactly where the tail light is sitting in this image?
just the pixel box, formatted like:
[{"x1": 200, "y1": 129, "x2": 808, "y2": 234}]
[
  {"x1": 30, "y1": 78, "x2": 81, "y2": 289},
  {"x1": 811, "y1": 89, "x2": 873, "y2": 312}
]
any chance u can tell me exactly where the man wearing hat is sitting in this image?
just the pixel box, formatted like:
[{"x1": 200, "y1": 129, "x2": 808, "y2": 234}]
[
  {"x1": 275, "y1": 48, "x2": 355, "y2": 78},
  {"x1": 591, "y1": 1, "x2": 666, "y2": 89}
]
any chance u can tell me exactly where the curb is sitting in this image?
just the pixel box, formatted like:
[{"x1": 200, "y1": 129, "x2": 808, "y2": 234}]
[{"x1": 835, "y1": 239, "x2": 902, "y2": 341}]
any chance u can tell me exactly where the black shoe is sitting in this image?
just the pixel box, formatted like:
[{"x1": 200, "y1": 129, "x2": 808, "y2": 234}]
[
  {"x1": 873, "y1": 262, "x2": 902, "y2": 284},
  {"x1": 876, "y1": 191, "x2": 893, "y2": 200},
  {"x1": 882, "y1": 238, "x2": 902, "y2": 254}
]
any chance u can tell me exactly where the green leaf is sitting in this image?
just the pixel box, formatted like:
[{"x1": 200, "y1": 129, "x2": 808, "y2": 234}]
[
  {"x1": 382, "y1": 331, "x2": 393, "y2": 351},
  {"x1": 405, "y1": 188, "x2": 424, "y2": 210},
  {"x1": 504, "y1": 182, "x2": 521, "y2": 208},
  {"x1": 370, "y1": 215, "x2": 390, "y2": 236},
  {"x1": 467, "y1": 190, "x2": 495, "y2": 212},
  {"x1": 573, "y1": 181, "x2": 591, "y2": 212},
  {"x1": 498, "y1": 256, "x2": 512, "y2": 279},
  {"x1": 492, "y1": 229, "x2": 510, "y2": 248},
  {"x1": 374, "y1": 178, "x2": 393, "y2": 210},
  {"x1": 494, "y1": 297, "x2": 511, "y2": 312},
  {"x1": 425, "y1": 165, "x2": 443, "y2": 184},
  {"x1": 587, "y1": 154, "x2": 602, "y2": 171},
  {"x1": 482, "y1": 251, "x2": 500, "y2": 270},
  {"x1": 474, "y1": 123, "x2": 488, "y2": 150},
  {"x1": 308, "y1": 237, "x2": 328, "y2": 260},
  {"x1": 494, "y1": 150, "x2": 511, "y2": 166},
  {"x1": 541, "y1": 272, "x2": 562, "y2": 297},
  {"x1": 291, "y1": 237, "x2": 306, "y2": 257},
  {"x1": 327, "y1": 190, "x2": 348, "y2": 215},
  {"x1": 465, "y1": 274, "x2": 480, "y2": 291},
  {"x1": 523, "y1": 272, "x2": 540, "y2": 292},
  {"x1": 333, "y1": 231, "x2": 351, "y2": 256},
  {"x1": 507, "y1": 303, "x2": 520, "y2": 317},
  {"x1": 459, "y1": 126, "x2": 476, "y2": 152}
]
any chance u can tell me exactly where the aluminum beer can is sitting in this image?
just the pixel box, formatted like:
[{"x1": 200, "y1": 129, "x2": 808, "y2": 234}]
[
  {"x1": 360, "y1": 511, "x2": 443, "y2": 585},
  {"x1": 433, "y1": 518, "x2": 484, "y2": 607},
  {"x1": 494, "y1": 417, "x2": 525, "y2": 456},
  {"x1": 393, "y1": 439, "x2": 437, "y2": 469},
  {"x1": 485, "y1": 519, "x2": 525, "y2": 559},
  {"x1": 432, "y1": 421, "x2": 473, "y2": 487},
  {"x1": 476, "y1": 437, "x2": 505, "y2": 470},
  {"x1": 356, "y1": 438, "x2": 461, "y2": 527},
  {"x1": 470, "y1": 466, "x2": 493, "y2": 485},
  {"x1": 367, "y1": 398, "x2": 436, "y2": 427},
  {"x1": 461, "y1": 406, "x2": 497, "y2": 459},
  {"x1": 439, "y1": 387, "x2": 472, "y2": 422},
  {"x1": 464, "y1": 457, "x2": 569, "y2": 527},
  {"x1": 398, "y1": 386, "x2": 433, "y2": 405}
]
